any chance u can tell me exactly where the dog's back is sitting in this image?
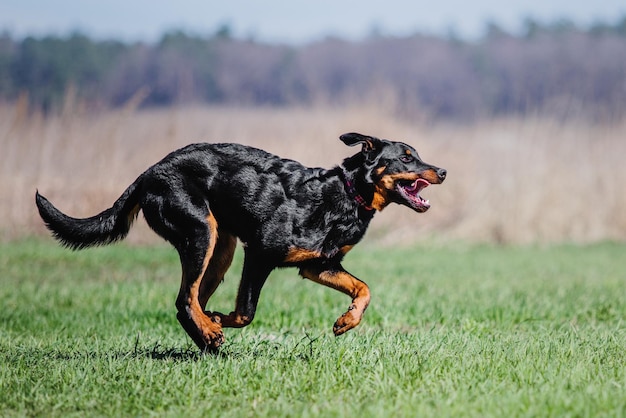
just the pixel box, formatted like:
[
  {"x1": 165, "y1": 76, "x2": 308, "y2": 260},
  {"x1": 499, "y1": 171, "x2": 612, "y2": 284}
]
[{"x1": 135, "y1": 143, "x2": 366, "y2": 259}]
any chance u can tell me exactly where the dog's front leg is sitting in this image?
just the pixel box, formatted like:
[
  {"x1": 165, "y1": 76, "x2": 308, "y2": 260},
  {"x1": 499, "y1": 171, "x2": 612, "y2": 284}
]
[
  {"x1": 300, "y1": 266, "x2": 371, "y2": 335},
  {"x1": 212, "y1": 252, "x2": 272, "y2": 329}
]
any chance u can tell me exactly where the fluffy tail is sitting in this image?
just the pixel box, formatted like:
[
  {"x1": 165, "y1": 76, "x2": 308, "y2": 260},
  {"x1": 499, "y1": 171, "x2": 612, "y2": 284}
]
[{"x1": 35, "y1": 177, "x2": 143, "y2": 250}]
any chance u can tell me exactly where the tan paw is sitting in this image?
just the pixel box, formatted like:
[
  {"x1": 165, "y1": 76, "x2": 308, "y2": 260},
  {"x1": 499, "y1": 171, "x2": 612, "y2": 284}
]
[
  {"x1": 198, "y1": 314, "x2": 225, "y2": 350},
  {"x1": 333, "y1": 304, "x2": 362, "y2": 336}
]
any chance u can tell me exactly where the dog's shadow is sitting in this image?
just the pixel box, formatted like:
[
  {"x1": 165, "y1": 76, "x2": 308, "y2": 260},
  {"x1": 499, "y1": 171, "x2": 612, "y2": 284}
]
[
  {"x1": 137, "y1": 345, "x2": 202, "y2": 361},
  {"x1": 29, "y1": 343, "x2": 220, "y2": 363},
  {"x1": 29, "y1": 333, "x2": 323, "y2": 363},
  {"x1": 129, "y1": 341, "x2": 226, "y2": 361}
]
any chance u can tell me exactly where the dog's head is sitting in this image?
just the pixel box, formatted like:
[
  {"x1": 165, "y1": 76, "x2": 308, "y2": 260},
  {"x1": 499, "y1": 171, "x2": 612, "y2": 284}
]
[{"x1": 340, "y1": 132, "x2": 446, "y2": 213}]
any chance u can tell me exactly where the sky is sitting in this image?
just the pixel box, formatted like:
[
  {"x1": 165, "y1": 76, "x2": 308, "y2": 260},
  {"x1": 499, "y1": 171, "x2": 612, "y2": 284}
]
[{"x1": 1, "y1": 0, "x2": 625, "y2": 44}]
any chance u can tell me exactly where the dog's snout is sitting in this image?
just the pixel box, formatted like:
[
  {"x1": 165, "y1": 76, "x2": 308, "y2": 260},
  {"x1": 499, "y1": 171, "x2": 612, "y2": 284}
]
[{"x1": 437, "y1": 168, "x2": 447, "y2": 182}]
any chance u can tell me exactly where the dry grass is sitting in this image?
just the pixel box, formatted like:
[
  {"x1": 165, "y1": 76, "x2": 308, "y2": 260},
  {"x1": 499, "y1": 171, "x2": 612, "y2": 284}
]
[{"x1": 1, "y1": 101, "x2": 625, "y2": 245}]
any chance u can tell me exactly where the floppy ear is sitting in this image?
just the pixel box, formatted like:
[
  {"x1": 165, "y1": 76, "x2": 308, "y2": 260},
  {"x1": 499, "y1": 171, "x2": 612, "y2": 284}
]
[
  {"x1": 340, "y1": 133, "x2": 379, "y2": 153},
  {"x1": 340, "y1": 133, "x2": 384, "y2": 183}
]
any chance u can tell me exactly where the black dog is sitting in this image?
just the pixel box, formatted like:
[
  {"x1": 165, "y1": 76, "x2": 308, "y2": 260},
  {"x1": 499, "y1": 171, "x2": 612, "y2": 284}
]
[{"x1": 36, "y1": 133, "x2": 446, "y2": 351}]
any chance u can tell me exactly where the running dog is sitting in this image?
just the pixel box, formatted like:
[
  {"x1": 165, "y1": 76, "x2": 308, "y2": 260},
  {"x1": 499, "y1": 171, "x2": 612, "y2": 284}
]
[{"x1": 36, "y1": 132, "x2": 446, "y2": 352}]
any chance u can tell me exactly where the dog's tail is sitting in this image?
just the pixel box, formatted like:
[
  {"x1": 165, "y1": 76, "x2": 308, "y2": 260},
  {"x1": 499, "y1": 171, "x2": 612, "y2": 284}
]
[{"x1": 35, "y1": 176, "x2": 143, "y2": 250}]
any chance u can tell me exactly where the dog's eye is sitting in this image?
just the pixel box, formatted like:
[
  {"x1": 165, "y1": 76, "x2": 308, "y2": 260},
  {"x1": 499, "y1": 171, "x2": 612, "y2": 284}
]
[{"x1": 399, "y1": 155, "x2": 414, "y2": 163}]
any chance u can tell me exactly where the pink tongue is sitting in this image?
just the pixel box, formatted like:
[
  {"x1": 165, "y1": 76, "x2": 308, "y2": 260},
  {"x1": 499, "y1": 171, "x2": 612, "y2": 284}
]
[{"x1": 410, "y1": 179, "x2": 430, "y2": 192}]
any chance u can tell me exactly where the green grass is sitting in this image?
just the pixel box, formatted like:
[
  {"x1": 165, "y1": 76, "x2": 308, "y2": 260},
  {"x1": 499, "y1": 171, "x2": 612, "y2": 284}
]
[{"x1": 1, "y1": 238, "x2": 625, "y2": 417}]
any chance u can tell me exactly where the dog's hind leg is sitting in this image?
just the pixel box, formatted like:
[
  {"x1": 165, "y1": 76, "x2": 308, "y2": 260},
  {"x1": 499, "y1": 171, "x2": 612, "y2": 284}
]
[
  {"x1": 198, "y1": 230, "x2": 237, "y2": 310},
  {"x1": 142, "y1": 189, "x2": 225, "y2": 351},
  {"x1": 141, "y1": 177, "x2": 233, "y2": 351},
  {"x1": 172, "y1": 212, "x2": 227, "y2": 351}
]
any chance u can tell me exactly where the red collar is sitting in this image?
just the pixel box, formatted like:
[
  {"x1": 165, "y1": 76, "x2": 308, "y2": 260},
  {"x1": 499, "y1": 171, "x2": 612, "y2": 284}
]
[{"x1": 341, "y1": 171, "x2": 375, "y2": 212}]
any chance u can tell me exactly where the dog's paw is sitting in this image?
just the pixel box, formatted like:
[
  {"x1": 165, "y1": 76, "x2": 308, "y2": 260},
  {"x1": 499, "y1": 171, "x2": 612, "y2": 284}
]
[
  {"x1": 178, "y1": 309, "x2": 225, "y2": 352},
  {"x1": 333, "y1": 304, "x2": 362, "y2": 336},
  {"x1": 201, "y1": 331, "x2": 224, "y2": 352},
  {"x1": 198, "y1": 315, "x2": 225, "y2": 350}
]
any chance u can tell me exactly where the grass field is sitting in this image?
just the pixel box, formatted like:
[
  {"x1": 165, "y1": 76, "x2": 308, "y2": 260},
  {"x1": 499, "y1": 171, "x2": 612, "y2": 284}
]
[{"x1": 1, "y1": 238, "x2": 624, "y2": 417}]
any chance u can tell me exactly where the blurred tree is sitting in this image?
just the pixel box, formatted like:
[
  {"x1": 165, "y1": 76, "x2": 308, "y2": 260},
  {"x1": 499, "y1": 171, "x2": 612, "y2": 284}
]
[
  {"x1": 523, "y1": 17, "x2": 541, "y2": 39},
  {"x1": 0, "y1": 16, "x2": 625, "y2": 120},
  {"x1": 8, "y1": 33, "x2": 126, "y2": 111},
  {"x1": 214, "y1": 23, "x2": 233, "y2": 40},
  {"x1": 0, "y1": 32, "x2": 14, "y2": 97},
  {"x1": 485, "y1": 21, "x2": 510, "y2": 40}
]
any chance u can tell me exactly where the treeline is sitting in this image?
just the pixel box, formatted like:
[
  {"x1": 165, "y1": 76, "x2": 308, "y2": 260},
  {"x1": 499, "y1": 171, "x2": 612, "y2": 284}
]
[{"x1": 1, "y1": 17, "x2": 626, "y2": 120}]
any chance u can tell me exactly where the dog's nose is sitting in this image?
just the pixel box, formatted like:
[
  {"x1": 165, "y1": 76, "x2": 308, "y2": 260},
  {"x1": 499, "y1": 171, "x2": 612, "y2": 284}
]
[{"x1": 437, "y1": 168, "x2": 447, "y2": 182}]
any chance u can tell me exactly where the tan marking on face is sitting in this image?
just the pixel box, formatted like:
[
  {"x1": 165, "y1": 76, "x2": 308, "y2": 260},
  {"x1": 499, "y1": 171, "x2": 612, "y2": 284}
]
[
  {"x1": 371, "y1": 185, "x2": 389, "y2": 211},
  {"x1": 372, "y1": 173, "x2": 423, "y2": 211},
  {"x1": 378, "y1": 173, "x2": 420, "y2": 190},
  {"x1": 419, "y1": 169, "x2": 441, "y2": 184}
]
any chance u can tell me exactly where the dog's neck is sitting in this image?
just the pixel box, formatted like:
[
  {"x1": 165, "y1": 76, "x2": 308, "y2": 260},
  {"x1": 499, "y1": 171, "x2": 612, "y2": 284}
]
[{"x1": 339, "y1": 166, "x2": 376, "y2": 213}]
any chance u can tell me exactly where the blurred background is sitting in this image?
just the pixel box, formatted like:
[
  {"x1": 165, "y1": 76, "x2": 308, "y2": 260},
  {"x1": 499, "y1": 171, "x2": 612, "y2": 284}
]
[{"x1": 1, "y1": 0, "x2": 625, "y2": 245}]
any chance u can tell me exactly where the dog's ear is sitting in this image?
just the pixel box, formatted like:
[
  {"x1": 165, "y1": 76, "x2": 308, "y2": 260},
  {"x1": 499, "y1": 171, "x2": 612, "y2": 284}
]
[
  {"x1": 340, "y1": 133, "x2": 380, "y2": 153},
  {"x1": 340, "y1": 133, "x2": 384, "y2": 183}
]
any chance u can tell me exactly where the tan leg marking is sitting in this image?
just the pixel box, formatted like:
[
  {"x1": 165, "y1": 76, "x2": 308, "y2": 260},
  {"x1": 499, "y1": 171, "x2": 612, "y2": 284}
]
[
  {"x1": 176, "y1": 212, "x2": 224, "y2": 350},
  {"x1": 300, "y1": 268, "x2": 371, "y2": 336},
  {"x1": 198, "y1": 231, "x2": 237, "y2": 309}
]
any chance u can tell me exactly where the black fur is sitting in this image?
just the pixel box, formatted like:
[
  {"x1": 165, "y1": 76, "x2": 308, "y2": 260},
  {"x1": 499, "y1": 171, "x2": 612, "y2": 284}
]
[
  {"x1": 36, "y1": 133, "x2": 446, "y2": 351},
  {"x1": 36, "y1": 181, "x2": 141, "y2": 250}
]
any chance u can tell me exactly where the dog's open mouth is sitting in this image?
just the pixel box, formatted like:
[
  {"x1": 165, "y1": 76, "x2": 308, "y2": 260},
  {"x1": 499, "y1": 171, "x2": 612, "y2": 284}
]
[{"x1": 396, "y1": 178, "x2": 431, "y2": 212}]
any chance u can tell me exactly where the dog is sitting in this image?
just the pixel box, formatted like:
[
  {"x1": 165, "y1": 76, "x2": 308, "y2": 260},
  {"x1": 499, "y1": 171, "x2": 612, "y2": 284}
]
[{"x1": 36, "y1": 132, "x2": 446, "y2": 352}]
